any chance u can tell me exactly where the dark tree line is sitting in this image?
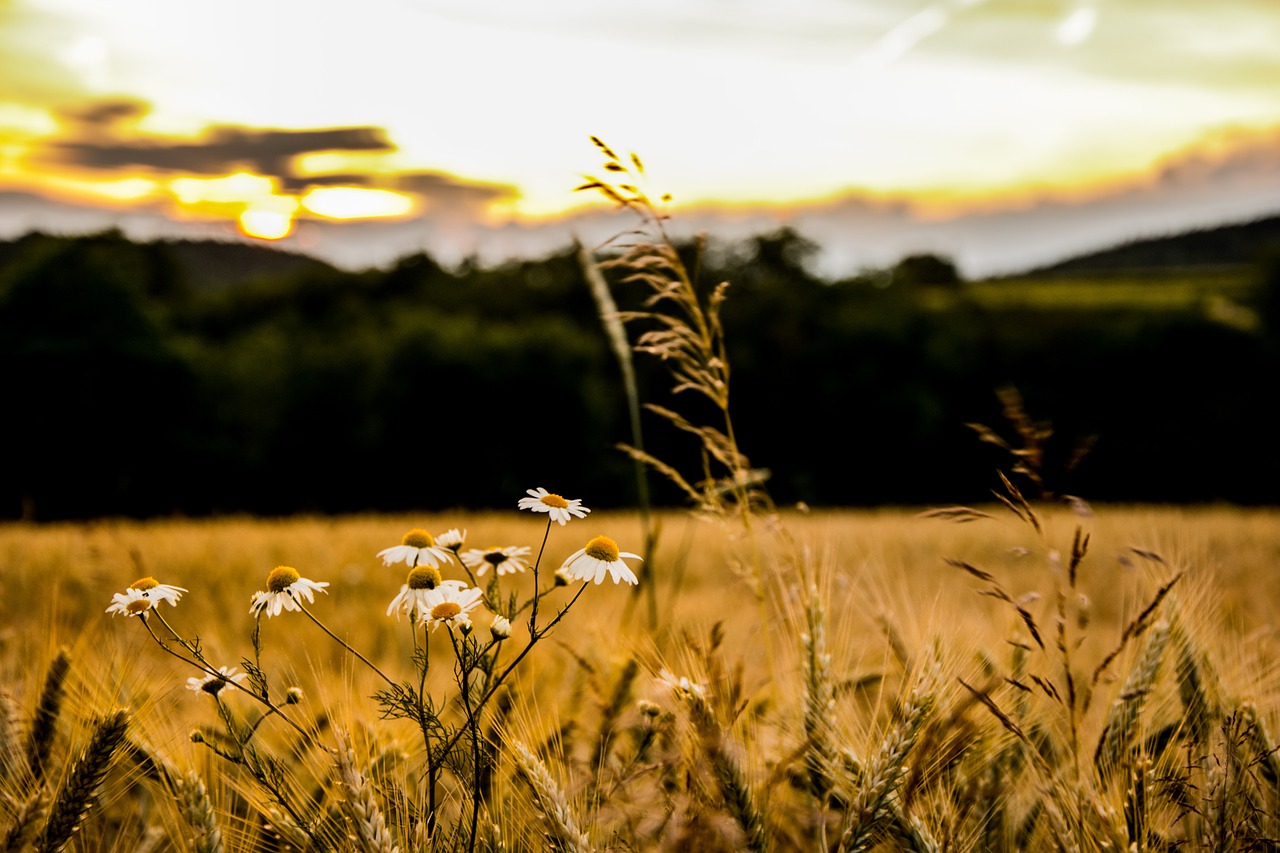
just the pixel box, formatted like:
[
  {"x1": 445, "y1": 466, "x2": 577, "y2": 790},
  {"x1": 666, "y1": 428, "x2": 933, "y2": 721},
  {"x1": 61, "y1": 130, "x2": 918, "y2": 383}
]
[{"x1": 2, "y1": 225, "x2": 1278, "y2": 521}]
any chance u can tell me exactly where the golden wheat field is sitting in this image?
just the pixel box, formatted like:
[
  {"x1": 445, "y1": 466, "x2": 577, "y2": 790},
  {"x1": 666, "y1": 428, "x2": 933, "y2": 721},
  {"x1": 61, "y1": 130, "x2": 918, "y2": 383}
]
[
  {"x1": 4, "y1": 161, "x2": 1280, "y2": 852},
  {"x1": 2, "y1": 501, "x2": 1279, "y2": 852}
]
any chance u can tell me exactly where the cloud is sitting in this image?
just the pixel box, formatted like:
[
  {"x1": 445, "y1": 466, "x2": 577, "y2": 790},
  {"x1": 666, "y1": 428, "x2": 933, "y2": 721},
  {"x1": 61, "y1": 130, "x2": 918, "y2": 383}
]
[
  {"x1": 46, "y1": 124, "x2": 395, "y2": 181},
  {"x1": 4, "y1": 121, "x2": 1279, "y2": 281},
  {"x1": 394, "y1": 172, "x2": 517, "y2": 219},
  {"x1": 55, "y1": 96, "x2": 149, "y2": 128}
]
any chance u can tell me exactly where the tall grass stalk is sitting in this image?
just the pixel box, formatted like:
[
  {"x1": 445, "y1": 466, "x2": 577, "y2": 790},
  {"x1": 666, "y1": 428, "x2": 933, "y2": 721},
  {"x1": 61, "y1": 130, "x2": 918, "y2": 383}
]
[{"x1": 579, "y1": 240, "x2": 657, "y2": 629}]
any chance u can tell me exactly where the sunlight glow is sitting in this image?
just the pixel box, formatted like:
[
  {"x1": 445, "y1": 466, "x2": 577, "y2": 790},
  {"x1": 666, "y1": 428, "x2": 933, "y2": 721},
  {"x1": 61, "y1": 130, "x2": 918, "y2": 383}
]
[
  {"x1": 300, "y1": 187, "x2": 415, "y2": 220},
  {"x1": 170, "y1": 172, "x2": 275, "y2": 205},
  {"x1": 239, "y1": 203, "x2": 297, "y2": 240},
  {"x1": 1055, "y1": 7, "x2": 1098, "y2": 46},
  {"x1": 91, "y1": 177, "x2": 157, "y2": 201}
]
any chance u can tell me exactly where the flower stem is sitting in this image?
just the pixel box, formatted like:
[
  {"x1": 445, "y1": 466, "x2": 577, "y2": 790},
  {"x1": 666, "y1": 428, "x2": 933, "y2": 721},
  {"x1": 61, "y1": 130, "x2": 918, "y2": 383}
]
[{"x1": 298, "y1": 605, "x2": 396, "y2": 687}]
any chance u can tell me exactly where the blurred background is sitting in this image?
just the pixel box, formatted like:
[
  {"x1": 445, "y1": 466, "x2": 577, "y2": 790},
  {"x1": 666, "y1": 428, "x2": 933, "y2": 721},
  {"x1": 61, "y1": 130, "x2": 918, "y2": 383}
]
[{"x1": 2, "y1": 0, "x2": 1278, "y2": 519}]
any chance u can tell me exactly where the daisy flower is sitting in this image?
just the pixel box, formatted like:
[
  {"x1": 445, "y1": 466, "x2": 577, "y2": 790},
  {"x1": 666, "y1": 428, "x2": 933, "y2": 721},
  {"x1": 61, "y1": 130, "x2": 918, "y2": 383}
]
[
  {"x1": 106, "y1": 577, "x2": 188, "y2": 616},
  {"x1": 187, "y1": 666, "x2": 247, "y2": 697},
  {"x1": 386, "y1": 565, "x2": 468, "y2": 621},
  {"x1": 461, "y1": 545, "x2": 531, "y2": 577},
  {"x1": 250, "y1": 566, "x2": 329, "y2": 618},
  {"x1": 377, "y1": 528, "x2": 454, "y2": 568},
  {"x1": 422, "y1": 584, "x2": 486, "y2": 633},
  {"x1": 559, "y1": 536, "x2": 641, "y2": 585},
  {"x1": 435, "y1": 528, "x2": 467, "y2": 554},
  {"x1": 490, "y1": 614, "x2": 512, "y2": 639},
  {"x1": 517, "y1": 487, "x2": 590, "y2": 525},
  {"x1": 105, "y1": 588, "x2": 152, "y2": 618},
  {"x1": 656, "y1": 668, "x2": 708, "y2": 700}
]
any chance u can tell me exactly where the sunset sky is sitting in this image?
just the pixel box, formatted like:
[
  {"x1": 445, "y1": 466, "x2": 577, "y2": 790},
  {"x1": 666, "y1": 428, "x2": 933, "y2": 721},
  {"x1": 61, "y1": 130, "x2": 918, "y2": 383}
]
[{"x1": 2, "y1": 0, "x2": 1279, "y2": 276}]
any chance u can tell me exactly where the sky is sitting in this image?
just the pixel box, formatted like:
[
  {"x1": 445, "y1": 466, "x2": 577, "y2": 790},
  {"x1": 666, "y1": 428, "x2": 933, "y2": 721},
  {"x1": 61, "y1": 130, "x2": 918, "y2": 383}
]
[{"x1": 1, "y1": 0, "x2": 1279, "y2": 278}]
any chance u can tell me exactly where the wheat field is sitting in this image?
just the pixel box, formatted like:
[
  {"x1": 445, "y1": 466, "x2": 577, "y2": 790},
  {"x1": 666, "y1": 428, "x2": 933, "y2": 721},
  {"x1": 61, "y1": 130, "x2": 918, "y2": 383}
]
[
  {"x1": 2, "y1": 501, "x2": 1279, "y2": 851},
  {"x1": 3, "y1": 143, "x2": 1279, "y2": 852}
]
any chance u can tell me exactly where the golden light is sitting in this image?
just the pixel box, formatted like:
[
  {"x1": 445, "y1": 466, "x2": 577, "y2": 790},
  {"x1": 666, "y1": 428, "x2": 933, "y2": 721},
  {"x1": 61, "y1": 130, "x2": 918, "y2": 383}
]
[
  {"x1": 300, "y1": 186, "x2": 415, "y2": 220},
  {"x1": 93, "y1": 177, "x2": 158, "y2": 201},
  {"x1": 0, "y1": 104, "x2": 59, "y2": 135},
  {"x1": 239, "y1": 207, "x2": 296, "y2": 240},
  {"x1": 170, "y1": 171, "x2": 275, "y2": 205}
]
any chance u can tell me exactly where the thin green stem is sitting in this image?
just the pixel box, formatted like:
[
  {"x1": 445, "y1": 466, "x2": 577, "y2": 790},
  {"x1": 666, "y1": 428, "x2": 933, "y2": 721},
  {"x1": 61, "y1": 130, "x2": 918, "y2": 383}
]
[
  {"x1": 137, "y1": 615, "x2": 315, "y2": 744},
  {"x1": 298, "y1": 605, "x2": 396, "y2": 687}
]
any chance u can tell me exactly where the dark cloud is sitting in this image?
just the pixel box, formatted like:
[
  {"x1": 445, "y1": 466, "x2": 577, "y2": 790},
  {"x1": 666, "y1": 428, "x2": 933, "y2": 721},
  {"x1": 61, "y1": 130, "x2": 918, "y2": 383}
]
[
  {"x1": 57, "y1": 97, "x2": 150, "y2": 128},
  {"x1": 48, "y1": 125, "x2": 395, "y2": 180},
  {"x1": 394, "y1": 171, "x2": 517, "y2": 217}
]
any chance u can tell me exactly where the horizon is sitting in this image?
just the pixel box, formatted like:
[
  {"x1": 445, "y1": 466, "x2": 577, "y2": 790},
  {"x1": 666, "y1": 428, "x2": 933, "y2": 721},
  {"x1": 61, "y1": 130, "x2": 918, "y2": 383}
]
[{"x1": 2, "y1": 0, "x2": 1279, "y2": 278}]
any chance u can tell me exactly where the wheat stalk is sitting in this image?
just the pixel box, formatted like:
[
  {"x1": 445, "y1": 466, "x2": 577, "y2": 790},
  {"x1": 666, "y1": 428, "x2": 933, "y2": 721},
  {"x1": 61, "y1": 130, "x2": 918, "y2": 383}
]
[
  {"x1": 509, "y1": 738, "x2": 594, "y2": 853},
  {"x1": 2, "y1": 788, "x2": 48, "y2": 853},
  {"x1": 802, "y1": 583, "x2": 836, "y2": 808},
  {"x1": 24, "y1": 648, "x2": 71, "y2": 783},
  {"x1": 837, "y1": 686, "x2": 935, "y2": 853},
  {"x1": 334, "y1": 728, "x2": 400, "y2": 853},
  {"x1": 33, "y1": 707, "x2": 129, "y2": 853},
  {"x1": 1095, "y1": 622, "x2": 1170, "y2": 782},
  {"x1": 174, "y1": 770, "x2": 226, "y2": 853}
]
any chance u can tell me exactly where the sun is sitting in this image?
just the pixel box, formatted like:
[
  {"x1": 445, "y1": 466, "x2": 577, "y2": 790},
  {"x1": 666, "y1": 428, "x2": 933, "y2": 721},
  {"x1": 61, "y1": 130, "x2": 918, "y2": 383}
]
[{"x1": 239, "y1": 208, "x2": 294, "y2": 240}]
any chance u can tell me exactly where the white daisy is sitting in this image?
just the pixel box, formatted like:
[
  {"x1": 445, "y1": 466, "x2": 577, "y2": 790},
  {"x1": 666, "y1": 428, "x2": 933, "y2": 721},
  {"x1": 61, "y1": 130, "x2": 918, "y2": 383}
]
[
  {"x1": 461, "y1": 545, "x2": 531, "y2": 577},
  {"x1": 386, "y1": 565, "x2": 468, "y2": 621},
  {"x1": 517, "y1": 487, "x2": 590, "y2": 525},
  {"x1": 422, "y1": 584, "x2": 486, "y2": 633},
  {"x1": 105, "y1": 587, "x2": 152, "y2": 618},
  {"x1": 377, "y1": 528, "x2": 454, "y2": 568},
  {"x1": 559, "y1": 535, "x2": 641, "y2": 585},
  {"x1": 106, "y1": 577, "x2": 188, "y2": 616},
  {"x1": 490, "y1": 614, "x2": 512, "y2": 639},
  {"x1": 187, "y1": 666, "x2": 247, "y2": 697},
  {"x1": 435, "y1": 528, "x2": 468, "y2": 554},
  {"x1": 656, "y1": 668, "x2": 708, "y2": 699},
  {"x1": 250, "y1": 566, "x2": 329, "y2": 618}
]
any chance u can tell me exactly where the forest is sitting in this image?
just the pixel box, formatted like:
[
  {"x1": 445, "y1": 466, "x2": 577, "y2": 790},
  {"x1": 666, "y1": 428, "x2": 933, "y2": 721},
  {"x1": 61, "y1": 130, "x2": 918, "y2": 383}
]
[{"x1": 2, "y1": 215, "x2": 1279, "y2": 520}]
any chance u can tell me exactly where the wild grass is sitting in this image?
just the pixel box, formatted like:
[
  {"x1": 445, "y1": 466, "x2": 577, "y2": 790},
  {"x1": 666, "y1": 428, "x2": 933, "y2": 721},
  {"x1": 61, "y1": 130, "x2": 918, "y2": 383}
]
[{"x1": 1, "y1": 140, "x2": 1279, "y2": 851}]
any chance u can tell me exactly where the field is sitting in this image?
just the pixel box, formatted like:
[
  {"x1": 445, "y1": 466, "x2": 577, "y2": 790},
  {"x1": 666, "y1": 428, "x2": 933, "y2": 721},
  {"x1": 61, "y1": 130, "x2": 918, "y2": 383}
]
[
  {"x1": 4, "y1": 161, "x2": 1279, "y2": 852},
  {"x1": 3, "y1": 501, "x2": 1280, "y2": 851}
]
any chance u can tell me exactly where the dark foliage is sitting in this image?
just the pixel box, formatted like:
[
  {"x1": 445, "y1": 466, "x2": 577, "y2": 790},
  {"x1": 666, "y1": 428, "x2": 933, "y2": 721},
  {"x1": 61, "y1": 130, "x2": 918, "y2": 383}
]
[{"x1": 1, "y1": 223, "x2": 1277, "y2": 520}]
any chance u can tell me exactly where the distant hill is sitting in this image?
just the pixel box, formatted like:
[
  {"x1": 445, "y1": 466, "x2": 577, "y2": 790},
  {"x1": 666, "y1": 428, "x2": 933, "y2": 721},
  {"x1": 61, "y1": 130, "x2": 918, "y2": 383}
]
[
  {"x1": 155, "y1": 237, "x2": 340, "y2": 290},
  {"x1": 0, "y1": 230, "x2": 338, "y2": 292},
  {"x1": 1012, "y1": 212, "x2": 1280, "y2": 278}
]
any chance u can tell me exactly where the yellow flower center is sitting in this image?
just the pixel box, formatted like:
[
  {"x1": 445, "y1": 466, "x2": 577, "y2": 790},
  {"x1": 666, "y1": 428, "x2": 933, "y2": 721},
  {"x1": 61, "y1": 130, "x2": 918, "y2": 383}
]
[
  {"x1": 431, "y1": 601, "x2": 462, "y2": 621},
  {"x1": 584, "y1": 536, "x2": 620, "y2": 562},
  {"x1": 407, "y1": 566, "x2": 443, "y2": 590},
  {"x1": 266, "y1": 566, "x2": 300, "y2": 593},
  {"x1": 126, "y1": 599, "x2": 152, "y2": 615},
  {"x1": 541, "y1": 494, "x2": 569, "y2": 508},
  {"x1": 402, "y1": 529, "x2": 434, "y2": 548},
  {"x1": 130, "y1": 577, "x2": 159, "y2": 591},
  {"x1": 483, "y1": 549, "x2": 508, "y2": 566}
]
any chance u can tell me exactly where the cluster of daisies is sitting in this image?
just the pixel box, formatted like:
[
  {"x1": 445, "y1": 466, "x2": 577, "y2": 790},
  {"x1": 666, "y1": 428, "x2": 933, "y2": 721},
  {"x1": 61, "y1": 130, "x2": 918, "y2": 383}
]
[{"x1": 107, "y1": 488, "x2": 641, "y2": 640}]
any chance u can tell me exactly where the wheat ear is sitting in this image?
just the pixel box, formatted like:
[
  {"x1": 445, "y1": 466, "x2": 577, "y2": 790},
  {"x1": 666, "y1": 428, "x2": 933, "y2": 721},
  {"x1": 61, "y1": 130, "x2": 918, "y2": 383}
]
[
  {"x1": 0, "y1": 690, "x2": 20, "y2": 782},
  {"x1": 33, "y1": 707, "x2": 129, "y2": 853},
  {"x1": 334, "y1": 728, "x2": 399, "y2": 853},
  {"x1": 2, "y1": 788, "x2": 49, "y2": 853},
  {"x1": 24, "y1": 648, "x2": 71, "y2": 782},
  {"x1": 174, "y1": 770, "x2": 226, "y2": 853},
  {"x1": 1095, "y1": 622, "x2": 1170, "y2": 781},
  {"x1": 802, "y1": 584, "x2": 836, "y2": 805},
  {"x1": 509, "y1": 738, "x2": 594, "y2": 853},
  {"x1": 837, "y1": 687, "x2": 935, "y2": 853},
  {"x1": 1170, "y1": 613, "x2": 1219, "y2": 746},
  {"x1": 684, "y1": 689, "x2": 769, "y2": 852}
]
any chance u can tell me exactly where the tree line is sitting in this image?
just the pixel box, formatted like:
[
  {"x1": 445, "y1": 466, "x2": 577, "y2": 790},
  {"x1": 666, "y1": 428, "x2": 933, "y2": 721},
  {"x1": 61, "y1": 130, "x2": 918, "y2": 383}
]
[{"x1": 2, "y1": 225, "x2": 1278, "y2": 520}]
